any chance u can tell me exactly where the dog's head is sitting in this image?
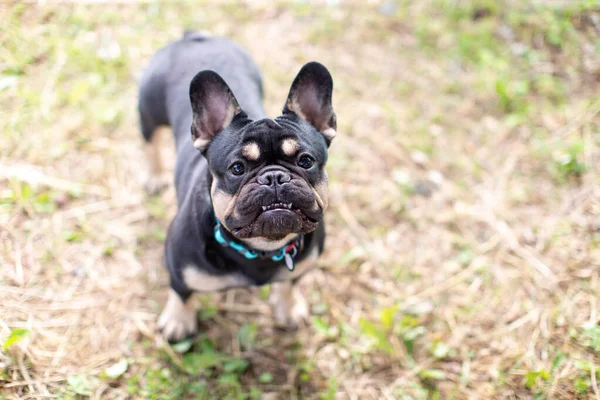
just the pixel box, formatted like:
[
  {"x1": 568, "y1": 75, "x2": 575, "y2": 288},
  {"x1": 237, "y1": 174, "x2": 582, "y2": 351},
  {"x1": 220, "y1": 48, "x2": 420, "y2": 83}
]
[{"x1": 190, "y1": 62, "x2": 336, "y2": 240}]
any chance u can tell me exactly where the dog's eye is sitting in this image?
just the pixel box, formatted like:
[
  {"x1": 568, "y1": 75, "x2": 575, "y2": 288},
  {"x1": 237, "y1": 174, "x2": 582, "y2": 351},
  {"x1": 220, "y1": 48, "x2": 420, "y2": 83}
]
[
  {"x1": 229, "y1": 162, "x2": 245, "y2": 176},
  {"x1": 297, "y1": 155, "x2": 314, "y2": 169}
]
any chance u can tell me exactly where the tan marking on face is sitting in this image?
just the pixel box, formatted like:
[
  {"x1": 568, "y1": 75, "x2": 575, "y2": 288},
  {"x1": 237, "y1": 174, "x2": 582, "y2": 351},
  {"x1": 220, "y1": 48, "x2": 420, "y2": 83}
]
[
  {"x1": 281, "y1": 138, "x2": 300, "y2": 156},
  {"x1": 242, "y1": 233, "x2": 297, "y2": 252},
  {"x1": 273, "y1": 245, "x2": 320, "y2": 282},
  {"x1": 322, "y1": 127, "x2": 336, "y2": 140},
  {"x1": 313, "y1": 172, "x2": 329, "y2": 211},
  {"x1": 157, "y1": 289, "x2": 198, "y2": 342},
  {"x1": 183, "y1": 265, "x2": 248, "y2": 292},
  {"x1": 211, "y1": 182, "x2": 238, "y2": 228},
  {"x1": 242, "y1": 142, "x2": 260, "y2": 161}
]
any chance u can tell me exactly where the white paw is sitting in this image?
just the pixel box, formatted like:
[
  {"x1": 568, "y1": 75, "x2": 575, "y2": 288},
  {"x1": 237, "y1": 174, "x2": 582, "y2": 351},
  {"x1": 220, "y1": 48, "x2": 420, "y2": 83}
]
[
  {"x1": 157, "y1": 291, "x2": 198, "y2": 342},
  {"x1": 270, "y1": 284, "x2": 309, "y2": 330}
]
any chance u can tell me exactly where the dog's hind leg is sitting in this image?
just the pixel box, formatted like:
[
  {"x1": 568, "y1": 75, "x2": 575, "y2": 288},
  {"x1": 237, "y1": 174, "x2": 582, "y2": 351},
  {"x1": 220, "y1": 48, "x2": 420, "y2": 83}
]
[
  {"x1": 142, "y1": 125, "x2": 170, "y2": 195},
  {"x1": 139, "y1": 77, "x2": 170, "y2": 195},
  {"x1": 138, "y1": 53, "x2": 172, "y2": 195}
]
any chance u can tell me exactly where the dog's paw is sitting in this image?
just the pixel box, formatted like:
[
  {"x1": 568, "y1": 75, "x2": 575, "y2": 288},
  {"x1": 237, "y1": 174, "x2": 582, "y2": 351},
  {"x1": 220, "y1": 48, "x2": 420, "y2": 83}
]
[
  {"x1": 157, "y1": 291, "x2": 198, "y2": 342},
  {"x1": 144, "y1": 175, "x2": 170, "y2": 196},
  {"x1": 270, "y1": 285, "x2": 309, "y2": 330}
]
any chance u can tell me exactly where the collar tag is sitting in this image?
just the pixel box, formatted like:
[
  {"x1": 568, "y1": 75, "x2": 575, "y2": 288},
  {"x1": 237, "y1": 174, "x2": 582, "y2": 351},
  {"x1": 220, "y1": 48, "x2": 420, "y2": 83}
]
[{"x1": 284, "y1": 252, "x2": 295, "y2": 272}]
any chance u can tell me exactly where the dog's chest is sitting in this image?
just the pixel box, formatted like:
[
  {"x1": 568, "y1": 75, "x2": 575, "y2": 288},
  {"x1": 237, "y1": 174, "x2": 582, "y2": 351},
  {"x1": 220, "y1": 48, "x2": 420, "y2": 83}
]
[{"x1": 183, "y1": 244, "x2": 319, "y2": 291}]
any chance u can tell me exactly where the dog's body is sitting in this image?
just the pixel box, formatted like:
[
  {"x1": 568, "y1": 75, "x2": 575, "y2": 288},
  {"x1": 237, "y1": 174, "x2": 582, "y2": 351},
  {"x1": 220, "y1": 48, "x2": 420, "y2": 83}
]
[{"x1": 139, "y1": 32, "x2": 336, "y2": 341}]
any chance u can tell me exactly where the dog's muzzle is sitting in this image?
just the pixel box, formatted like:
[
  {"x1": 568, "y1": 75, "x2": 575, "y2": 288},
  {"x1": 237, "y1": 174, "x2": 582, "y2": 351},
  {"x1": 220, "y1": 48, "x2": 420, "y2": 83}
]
[{"x1": 227, "y1": 166, "x2": 321, "y2": 239}]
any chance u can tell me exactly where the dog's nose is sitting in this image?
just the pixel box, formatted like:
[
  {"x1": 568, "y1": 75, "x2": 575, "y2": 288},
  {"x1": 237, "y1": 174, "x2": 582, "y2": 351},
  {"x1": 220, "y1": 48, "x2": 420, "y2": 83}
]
[{"x1": 258, "y1": 170, "x2": 291, "y2": 187}]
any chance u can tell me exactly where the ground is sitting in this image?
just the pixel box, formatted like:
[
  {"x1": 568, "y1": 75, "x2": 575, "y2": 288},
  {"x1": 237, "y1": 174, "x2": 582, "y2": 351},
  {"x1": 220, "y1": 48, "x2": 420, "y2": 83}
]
[{"x1": 1, "y1": 1, "x2": 599, "y2": 399}]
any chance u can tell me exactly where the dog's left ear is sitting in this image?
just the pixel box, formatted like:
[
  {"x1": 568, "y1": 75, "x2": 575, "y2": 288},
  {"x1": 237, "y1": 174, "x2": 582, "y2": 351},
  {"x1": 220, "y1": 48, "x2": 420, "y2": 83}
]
[
  {"x1": 283, "y1": 62, "x2": 336, "y2": 144},
  {"x1": 189, "y1": 70, "x2": 243, "y2": 152}
]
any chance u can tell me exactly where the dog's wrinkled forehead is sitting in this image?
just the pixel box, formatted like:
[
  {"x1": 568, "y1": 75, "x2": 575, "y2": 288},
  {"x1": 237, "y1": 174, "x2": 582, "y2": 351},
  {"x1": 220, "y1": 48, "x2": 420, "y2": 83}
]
[{"x1": 208, "y1": 116, "x2": 328, "y2": 168}]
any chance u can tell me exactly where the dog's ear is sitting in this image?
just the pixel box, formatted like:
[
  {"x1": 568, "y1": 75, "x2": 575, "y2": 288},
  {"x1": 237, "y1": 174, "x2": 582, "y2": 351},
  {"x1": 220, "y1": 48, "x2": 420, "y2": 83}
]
[
  {"x1": 189, "y1": 70, "x2": 243, "y2": 152},
  {"x1": 283, "y1": 62, "x2": 336, "y2": 144}
]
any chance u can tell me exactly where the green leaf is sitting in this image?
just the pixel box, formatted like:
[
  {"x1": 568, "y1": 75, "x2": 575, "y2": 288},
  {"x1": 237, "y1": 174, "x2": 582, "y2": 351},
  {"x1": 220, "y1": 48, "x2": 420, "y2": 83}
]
[
  {"x1": 218, "y1": 372, "x2": 239, "y2": 387},
  {"x1": 2, "y1": 328, "x2": 30, "y2": 351},
  {"x1": 171, "y1": 339, "x2": 193, "y2": 353},
  {"x1": 312, "y1": 316, "x2": 334, "y2": 338},
  {"x1": 199, "y1": 306, "x2": 217, "y2": 321},
  {"x1": 456, "y1": 249, "x2": 474, "y2": 265},
  {"x1": 525, "y1": 371, "x2": 538, "y2": 389},
  {"x1": 223, "y1": 358, "x2": 249, "y2": 373},
  {"x1": 551, "y1": 352, "x2": 566, "y2": 371},
  {"x1": 432, "y1": 341, "x2": 451, "y2": 359},
  {"x1": 237, "y1": 323, "x2": 258, "y2": 351},
  {"x1": 63, "y1": 230, "x2": 84, "y2": 242},
  {"x1": 258, "y1": 372, "x2": 273, "y2": 384},
  {"x1": 419, "y1": 369, "x2": 446, "y2": 380},
  {"x1": 318, "y1": 376, "x2": 338, "y2": 400},
  {"x1": 380, "y1": 306, "x2": 396, "y2": 331},
  {"x1": 574, "y1": 359, "x2": 593, "y2": 372},
  {"x1": 67, "y1": 374, "x2": 92, "y2": 396},
  {"x1": 182, "y1": 352, "x2": 225, "y2": 374},
  {"x1": 359, "y1": 318, "x2": 393, "y2": 354},
  {"x1": 103, "y1": 358, "x2": 128, "y2": 379},
  {"x1": 259, "y1": 285, "x2": 270, "y2": 300},
  {"x1": 582, "y1": 325, "x2": 600, "y2": 351},
  {"x1": 188, "y1": 380, "x2": 208, "y2": 396},
  {"x1": 574, "y1": 377, "x2": 590, "y2": 394},
  {"x1": 403, "y1": 326, "x2": 426, "y2": 342},
  {"x1": 249, "y1": 387, "x2": 262, "y2": 399},
  {"x1": 525, "y1": 369, "x2": 549, "y2": 389}
]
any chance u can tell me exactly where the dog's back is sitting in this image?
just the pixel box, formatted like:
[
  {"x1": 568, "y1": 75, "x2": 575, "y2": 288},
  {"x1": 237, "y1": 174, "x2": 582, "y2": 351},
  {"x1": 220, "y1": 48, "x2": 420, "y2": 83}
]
[
  {"x1": 138, "y1": 32, "x2": 266, "y2": 201},
  {"x1": 138, "y1": 32, "x2": 265, "y2": 148}
]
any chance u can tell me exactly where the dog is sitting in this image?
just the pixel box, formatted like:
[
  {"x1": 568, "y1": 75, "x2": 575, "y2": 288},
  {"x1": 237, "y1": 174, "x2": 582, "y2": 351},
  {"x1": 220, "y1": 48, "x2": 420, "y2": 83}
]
[{"x1": 138, "y1": 31, "x2": 336, "y2": 342}]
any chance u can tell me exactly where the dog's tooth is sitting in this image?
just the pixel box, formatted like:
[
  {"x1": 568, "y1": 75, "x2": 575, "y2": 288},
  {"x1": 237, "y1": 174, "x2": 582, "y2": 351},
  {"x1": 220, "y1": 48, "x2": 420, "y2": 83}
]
[
  {"x1": 287, "y1": 203, "x2": 292, "y2": 209},
  {"x1": 262, "y1": 206, "x2": 266, "y2": 211}
]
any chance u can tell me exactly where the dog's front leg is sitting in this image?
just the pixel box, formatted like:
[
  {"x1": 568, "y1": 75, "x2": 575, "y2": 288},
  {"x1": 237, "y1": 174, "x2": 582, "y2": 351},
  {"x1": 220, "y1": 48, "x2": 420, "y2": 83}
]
[
  {"x1": 269, "y1": 281, "x2": 309, "y2": 330},
  {"x1": 157, "y1": 289, "x2": 198, "y2": 342}
]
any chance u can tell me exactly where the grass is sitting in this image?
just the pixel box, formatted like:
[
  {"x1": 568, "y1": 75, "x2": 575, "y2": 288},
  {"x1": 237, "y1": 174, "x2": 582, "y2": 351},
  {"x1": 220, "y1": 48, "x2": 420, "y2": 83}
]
[{"x1": 1, "y1": 0, "x2": 599, "y2": 398}]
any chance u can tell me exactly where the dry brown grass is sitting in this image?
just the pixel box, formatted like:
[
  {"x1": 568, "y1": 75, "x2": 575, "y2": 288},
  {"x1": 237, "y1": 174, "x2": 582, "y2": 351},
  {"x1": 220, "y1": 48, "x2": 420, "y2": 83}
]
[{"x1": 1, "y1": 1, "x2": 599, "y2": 399}]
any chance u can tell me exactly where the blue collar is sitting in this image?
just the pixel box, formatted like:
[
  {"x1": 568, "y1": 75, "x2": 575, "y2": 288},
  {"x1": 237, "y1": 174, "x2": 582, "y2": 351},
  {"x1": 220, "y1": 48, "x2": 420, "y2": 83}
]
[{"x1": 213, "y1": 219, "x2": 302, "y2": 271}]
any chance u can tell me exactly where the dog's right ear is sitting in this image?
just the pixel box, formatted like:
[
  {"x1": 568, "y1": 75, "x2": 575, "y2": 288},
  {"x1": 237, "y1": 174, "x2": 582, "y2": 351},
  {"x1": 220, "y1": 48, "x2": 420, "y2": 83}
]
[{"x1": 189, "y1": 70, "x2": 243, "y2": 152}]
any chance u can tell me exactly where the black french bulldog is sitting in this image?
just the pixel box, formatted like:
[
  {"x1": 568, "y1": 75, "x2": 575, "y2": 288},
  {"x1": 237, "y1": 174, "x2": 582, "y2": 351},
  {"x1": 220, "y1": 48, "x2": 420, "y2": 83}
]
[{"x1": 138, "y1": 31, "x2": 336, "y2": 342}]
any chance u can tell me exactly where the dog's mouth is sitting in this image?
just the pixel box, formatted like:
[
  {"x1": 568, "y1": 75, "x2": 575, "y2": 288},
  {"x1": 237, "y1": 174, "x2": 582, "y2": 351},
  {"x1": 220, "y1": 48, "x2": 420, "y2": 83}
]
[
  {"x1": 231, "y1": 201, "x2": 319, "y2": 239},
  {"x1": 261, "y1": 202, "x2": 293, "y2": 211}
]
